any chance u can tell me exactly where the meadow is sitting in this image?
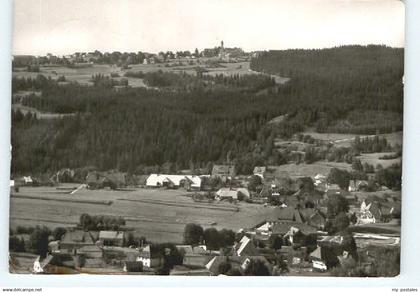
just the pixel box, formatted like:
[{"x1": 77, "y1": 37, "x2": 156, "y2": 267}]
[
  {"x1": 10, "y1": 185, "x2": 273, "y2": 243},
  {"x1": 301, "y1": 131, "x2": 403, "y2": 148},
  {"x1": 269, "y1": 161, "x2": 352, "y2": 179},
  {"x1": 12, "y1": 59, "x2": 285, "y2": 89}
]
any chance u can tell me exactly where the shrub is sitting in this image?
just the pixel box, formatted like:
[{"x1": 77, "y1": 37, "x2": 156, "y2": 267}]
[
  {"x1": 9, "y1": 236, "x2": 26, "y2": 252},
  {"x1": 183, "y1": 223, "x2": 203, "y2": 245}
]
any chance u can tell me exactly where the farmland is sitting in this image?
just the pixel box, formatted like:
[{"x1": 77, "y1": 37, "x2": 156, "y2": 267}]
[
  {"x1": 10, "y1": 185, "x2": 272, "y2": 243},
  {"x1": 268, "y1": 161, "x2": 352, "y2": 179},
  {"x1": 358, "y1": 152, "x2": 401, "y2": 169},
  {"x1": 11, "y1": 104, "x2": 76, "y2": 119},
  {"x1": 12, "y1": 59, "x2": 288, "y2": 89},
  {"x1": 301, "y1": 131, "x2": 403, "y2": 148}
]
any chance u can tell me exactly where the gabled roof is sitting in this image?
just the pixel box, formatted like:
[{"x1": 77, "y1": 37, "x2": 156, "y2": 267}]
[
  {"x1": 212, "y1": 165, "x2": 236, "y2": 176},
  {"x1": 216, "y1": 188, "x2": 238, "y2": 199},
  {"x1": 60, "y1": 229, "x2": 94, "y2": 245},
  {"x1": 146, "y1": 174, "x2": 201, "y2": 187},
  {"x1": 205, "y1": 255, "x2": 270, "y2": 275},
  {"x1": 271, "y1": 222, "x2": 317, "y2": 235},
  {"x1": 98, "y1": 231, "x2": 124, "y2": 240},
  {"x1": 310, "y1": 245, "x2": 322, "y2": 260},
  {"x1": 234, "y1": 236, "x2": 257, "y2": 256},
  {"x1": 270, "y1": 207, "x2": 303, "y2": 223},
  {"x1": 253, "y1": 166, "x2": 266, "y2": 174}
]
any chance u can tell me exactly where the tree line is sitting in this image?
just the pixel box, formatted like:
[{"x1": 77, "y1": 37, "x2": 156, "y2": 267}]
[{"x1": 11, "y1": 45, "x2": 403, "y2": 176}]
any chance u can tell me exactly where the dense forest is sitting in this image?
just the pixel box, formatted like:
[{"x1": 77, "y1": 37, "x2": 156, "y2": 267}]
[
  {"x1": 251, "y1": 45, "x2": 404, "y2": 133},
  {"x1": 11, "y1": 45, "x2": 404, "y2": 176}
]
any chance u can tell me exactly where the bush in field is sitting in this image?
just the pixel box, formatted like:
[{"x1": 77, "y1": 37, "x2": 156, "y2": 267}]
[
  {"x1": 325, "y1": 212, "x2": 350, "y2": 234},
  {"x1": 28, "y1": 226, "x2": 51, "y2": 258},
  {"x1": 79, "y1": 214, "x2": 125, "y2": 231},
  {"x1": 327, "y1": 168, "x2": 351, "y2": 190},
  {"x1": 183, "y1": 223, "x2": 203, "y2": 245},
  {"x1": 327, "y1": 194, "x2": 349, "y2": 219},
  {"x1": 153, "y1": 243, "x2": 183, "y2": 275},
  {"x1": 9, "y1": 236, "x2": 26, "y2": 252},
  {"x1": 16, "y1": 226, "x2": 35, "y2": 234},
  {"x1": 268, "y1": 234, "x2": 283, "y2": 250},
  {"x1": 375, "y1": 163, "x2": 402, "y2": 190},
  {"x1": 247, "y1": 175, "x2": 263, "y2": 192},
  {"x1": 53, "y1": 227, "x2": 67, "y2": 241},
  {"x1": 203, "y1": 228, "x2": 235, "y2": 250}
]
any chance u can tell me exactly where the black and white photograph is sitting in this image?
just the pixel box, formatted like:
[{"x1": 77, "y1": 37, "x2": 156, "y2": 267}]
[{"x1": 8, "y1": 0, "x2": 404, "y2": 277}]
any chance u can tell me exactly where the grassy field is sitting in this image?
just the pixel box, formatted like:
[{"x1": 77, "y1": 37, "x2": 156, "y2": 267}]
[
  {"x1": 358, "y1": 152, "x2": 401, "y2": 168},
  {"x1": 9, "y1": 185, "x2": 273, "y2": 243},
  {"x1": 11, "y1": 104, "x2": 76, "y2": 119},
  {"x1": 268, "y1": 161, "x2": 352, "y2": 178},
  {"x1": 301, "y1": 131, "x2": 403, "y2": 148},
  {"x1": 13, "y1": 59, "x2": 289, "y2": 88}
]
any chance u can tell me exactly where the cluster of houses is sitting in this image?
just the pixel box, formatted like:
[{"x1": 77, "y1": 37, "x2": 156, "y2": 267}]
[
  {"x1": 15, "y1": 161, "x2": 400, "y2": 275},
  {"x1": 33, "y1": 228, "x2": 161, "y2": 274}
]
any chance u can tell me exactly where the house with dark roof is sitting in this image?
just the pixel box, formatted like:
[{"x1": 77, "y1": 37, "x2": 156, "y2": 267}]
[
  {"x1": 253, "y1": 166, "x2": 267, "y2": 179},
  {"x1": 211, "y1": 164, "x2": 236, "y2": 180},
  {"x1": 98, "y1": 231, "x2": 124, "y2": 247},
  {"x1": 234, "y1": 236, "x2": 258, "y2": 256},
  {"x1": 59, "y1": 229, "x2": 96, "y2": 254},
  {"x1": 205, "y1": 255, "x2": 271, "y2": 276},
  {"x1": 309, "y1": 245, "x2": 327, "y2": 272}
]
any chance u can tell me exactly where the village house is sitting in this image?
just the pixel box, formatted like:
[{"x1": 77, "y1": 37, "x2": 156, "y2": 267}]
[
  {"x1": 313, "y1": 174, "x2": 327, "y2": 187},
  {"x1": 205, "y1": 255, "x2": 271, "y2": 276},
  {"x1": 22, "y1": 176, "x2": 33, "y2": 185},
  {"x1": 253, "y1": 166, "x2": 267, "y2": 179},
  {"x1": 98, "y1": 231, "x2": 125, "y2": 247},
  {"x1": 356, "y1": 199, "x2": 400, "y2": 224},
  {"x1": 299, "y1": 208, "x2": 327, "y2": 229},
  {"x1": 136, "y1": 245, "x2": 163, "y2": 268},
  {"x1": 215, "y1": 187, "x2": 250, "y2": 201},
  {"x1": 309, "y1": 245, "x2": 327, "y2": 272},
  {"x1": 215, "y1": 188, "x2": 238, "y2": 201},
  {"x1": 175, "y1": 245, "x2": 214, "y2": 268},
  {"x1": 324, "y1": 183, "x2": 342, "y2": 195},
  {"x1": 145, "y1": 174, "x2": 202, "y2": 190},
  {"x1": 233, "y1": 236, "x2": 258, "y2": 256},
  {"x1": 85, "y1": 171, "x2": 127, "y2": 190},
  {"x1": 211, "y1": 164, "x2": 236, "y2": 180},
  {"x1": 348, "y1": 180, "x2": 369, "y2": 192},
  {"x1": 59, "y1": 229, "x2": 97, "y2": 255}
]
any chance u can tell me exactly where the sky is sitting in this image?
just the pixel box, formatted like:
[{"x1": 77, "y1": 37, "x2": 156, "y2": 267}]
[{"x1": 12, "y1": 0, "x2": 405, "y2": 55}]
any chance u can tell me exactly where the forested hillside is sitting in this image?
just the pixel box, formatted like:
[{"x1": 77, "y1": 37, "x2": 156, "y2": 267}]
[
  {"x1": 251, "y1": 45, "x2": 403, "y2": 133},
  {"x1": 11, "y1": 45, "x2": 404, "y2": 175}
]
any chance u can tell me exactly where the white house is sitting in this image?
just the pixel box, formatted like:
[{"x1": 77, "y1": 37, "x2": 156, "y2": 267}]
[
  {"x1": 146, "y1": 174, "x2": 202, "y2": 190},
  {"x1": 215, "y1": 188, "x2": 238, "y2": 200},
  {"x1": 136, "y1": 245, "x2": 163, "y2": 268},
  {"x1": 23, "y1": 176, "x2": 33, "y2": 185},
  {"x1": 314, "y1": 174, "x2": 326, "y2": 186},
  {"x1": 356, "y1": 200, "x2": 376, "y2": 224}
]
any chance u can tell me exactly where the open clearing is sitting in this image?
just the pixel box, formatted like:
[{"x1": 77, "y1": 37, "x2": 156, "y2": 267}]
[
  {"x1": 357, "y1": 152, "x2": 401, "y2": 168},
  {"x1": 13, "y1": 60, "x2": 289, "y2": 88},
  {"x1": 10, "y1": 185, "x2": 273, "y2": 243},
  {"x1": 301, "y1": 131, "x2": 403, "y2": 148},
  {"x1": 11, "y1": 104, "x2": 76, "y2": 119},
  {"x1": 269, "y1": 161, "x2": 352, "y2": 178}
]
